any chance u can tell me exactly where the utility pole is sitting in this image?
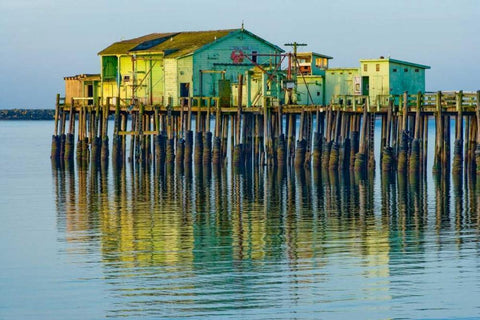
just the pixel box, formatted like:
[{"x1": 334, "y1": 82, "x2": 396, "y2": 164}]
[{"x1": 284, "y1": 42, "x2": 307, "y2": 103}]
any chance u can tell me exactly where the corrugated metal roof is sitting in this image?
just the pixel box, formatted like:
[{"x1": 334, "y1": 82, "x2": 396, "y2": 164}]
[{"x1": 98, "y1": 29, "x2": 237, "y2": 57}]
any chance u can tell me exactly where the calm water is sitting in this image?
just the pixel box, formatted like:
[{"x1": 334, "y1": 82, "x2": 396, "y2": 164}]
[{"x1": 1, "y1": 121, "x2": 480, "y2": 319}]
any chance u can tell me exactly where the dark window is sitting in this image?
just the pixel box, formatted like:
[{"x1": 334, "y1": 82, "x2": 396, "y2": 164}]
[
  {"x1": 317, "y1": 92, "x2": 320, "y2": 96},
  {"x1": 364, "y1": 64, "x2": 368, "y2": 72},
  {"x1": 252, "y1": 51, "x2": 258, "y2": 63},
  {"x1": 393, "y1": 68, "x2": 397, "y2": 72},
  {"x1": 415, "y1": 68, "x2": 419, "y2": 72},
  {"x1": 404, "y1": 68, "x2": 408, "y2": 72},
  {"x1": 376, "y1": 64, "x2": 380, "y2": 72}
]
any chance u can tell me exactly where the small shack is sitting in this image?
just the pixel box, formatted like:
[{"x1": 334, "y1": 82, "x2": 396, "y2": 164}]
[
  {"x1": 64, "y1": 74, "x2": 100, "y2": 106},
  {"x1": 359, "y1": 57, "x2": 430, "y2": 103}
]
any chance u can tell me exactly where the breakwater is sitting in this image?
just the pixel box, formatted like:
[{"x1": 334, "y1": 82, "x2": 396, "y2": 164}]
[{"x1": 1, "y1": 109, "x2": 55, "y2": 120}]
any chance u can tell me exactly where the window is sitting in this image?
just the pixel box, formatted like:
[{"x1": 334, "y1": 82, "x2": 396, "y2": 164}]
[
  {"x1": 364, "y1": 64, "x2": 368, "y2": 72},
  {"x1": 415, "y1": 68, "x2": 419, "y2": 73},
  {"x1": 376, "y1": 64, "x2": 380, "y2": 72},
  {"x1": 404, "y1": 68, "x2": 408, "y2": 72},
  {"x1": 393, "y1": 68, "x2": 397, "y2": 72},
  {"x1": 252, "y1": 51, "x2": 258, "y2": 63}
]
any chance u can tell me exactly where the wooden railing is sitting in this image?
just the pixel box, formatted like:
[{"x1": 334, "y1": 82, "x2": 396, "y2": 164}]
[{"x1": 330, "y1": 91, "x2": 480, "y2": 113}]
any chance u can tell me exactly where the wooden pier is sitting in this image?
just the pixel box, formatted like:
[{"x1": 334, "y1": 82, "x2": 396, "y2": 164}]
[{"x1": 51, "y1": 90, "x2": 480, "y2": 178}]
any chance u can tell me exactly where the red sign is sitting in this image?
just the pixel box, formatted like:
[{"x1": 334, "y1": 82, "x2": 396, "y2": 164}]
[{"x1": 230, "y1": 50, "x2": 244, "y2": 64}]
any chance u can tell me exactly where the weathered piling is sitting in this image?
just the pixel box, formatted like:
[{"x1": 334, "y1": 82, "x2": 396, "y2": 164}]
[
  {"x1": 328, "y1": 110, "x2": 341, "y2": 170},
  {"x1": 203, "y1": 131, "x2": 212, "y2": 165},
  {"x1": 312, "y1": 132, "x2": 322, "y2": 168},
  {"x1": 185, "y1": 130, "x2": 193, "y2": 163},
  {"x1": 452, "y1": 91, "x2": 463, "y2": 175},
  {"x1": 51, "y1": 89, "x2": 480, "y2": 178},
  {"x1": 354, "y1": 101, "x2": 369, "y2": 175},
  {"x1": 381, "y1": 100, "x2": 395, "y2": 172},
  {"x1": 294, "y1": 109, "x2": 307, "y2": 168},
  {"x1": 397, "y1": 93, "x2": 409, "y2": 173},
  {"x1": 408, "y1": 92, "x2": 422, "y2": 175},
  {"x1": 176, "y1": 137, "x2": 185, "y2": 166},
  {"x1": 194, "y1": 130, "x2": 203, "y2": 166},
  {"x1": 276, "y1": 133, "x2": 287, "y2": 167},
  {"x1": 166, "y1": 138, "x2": 175, "y2": 164},
  {"x1": 433, "y1": 92, "x2": 444, "y2": 173}
]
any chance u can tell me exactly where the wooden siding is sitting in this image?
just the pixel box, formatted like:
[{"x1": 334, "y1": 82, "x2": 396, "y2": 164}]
[{"x1": 192, "y1": 31, "x2": 282, "y2": 101}]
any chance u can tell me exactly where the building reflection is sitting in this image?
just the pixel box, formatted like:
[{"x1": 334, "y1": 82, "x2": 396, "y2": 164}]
[{"x1": 52, "y1": 163, "x2": 480, "y2": 316}]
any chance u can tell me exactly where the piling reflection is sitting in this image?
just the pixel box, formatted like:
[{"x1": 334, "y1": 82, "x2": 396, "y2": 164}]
[{"x1": 51, "y1": 164, "x2": 480, "y2": 317}]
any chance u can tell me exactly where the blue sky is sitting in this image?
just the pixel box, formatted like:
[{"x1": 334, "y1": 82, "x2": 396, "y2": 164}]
[{"x1": 0, "y1": 0, "x2": 478, "y2": 108}]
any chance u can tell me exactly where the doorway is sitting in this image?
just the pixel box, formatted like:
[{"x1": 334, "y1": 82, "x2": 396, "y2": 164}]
[
  {"x1": 361, "y1": 77, "x2": 369, "y2": 96},
  {"x1": 87, "y1": 84, "x2": 94, "y2": 105},
  {"x1": 180, "y1": 83, "x2": 190, "y2": 98}
]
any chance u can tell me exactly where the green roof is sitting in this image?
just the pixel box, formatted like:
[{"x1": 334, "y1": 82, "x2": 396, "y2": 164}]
[
  {"x1": 140, "y1": 29, "x2": 237, "y2": 57},
  {"x1": 98, "y1": 32, "x2": 178, "y2": 55},
  {"x1": 98, "y1": 29, "x2": 237, "y2": 57},
  {"x1": 98, "y1": 29, "x2": 283, "y2": 58}
]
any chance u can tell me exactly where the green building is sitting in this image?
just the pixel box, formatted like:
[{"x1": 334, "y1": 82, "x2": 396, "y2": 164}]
[
  {"x1": 360, "y1": 57, "x2": 430, "y2": 102},
  {"x1": 294, "y1": 52, "x2": 333, "y2": 105},
  {"x1": 325, "y1": 57, "x2": 430, "y2": 105},
  {"x1": 97, "y1": 28, "x2": 283, "y2": 106},
  {"x1": 325, "y1": 68, "x2": 360, "y2": 105}
]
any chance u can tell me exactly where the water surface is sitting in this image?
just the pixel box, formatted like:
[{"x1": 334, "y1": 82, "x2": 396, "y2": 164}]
[{"x1": 1, "y1": 121, "x2": 479, "y2": 319}]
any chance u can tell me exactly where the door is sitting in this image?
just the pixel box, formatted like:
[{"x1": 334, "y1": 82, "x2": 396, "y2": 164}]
[
  {"x1": 362, "y1": 76, "x2": 369, "y2": 96},
  {"x1": 180, "y1": 83, "x2": 190, "y2": 97},
  {"x1": 87, "y1": 84, "x2": 94, "y2": 105}
]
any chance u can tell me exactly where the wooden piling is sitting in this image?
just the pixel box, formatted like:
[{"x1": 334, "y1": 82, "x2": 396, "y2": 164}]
[
  {"x1": 452, "y1": 91, "x2": 463, "y2": 174},
  {"x1": 397, "y1": 92, "x2": 409, "y2": 172}
]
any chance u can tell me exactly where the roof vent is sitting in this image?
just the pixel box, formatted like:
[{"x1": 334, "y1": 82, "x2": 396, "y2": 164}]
[{"x1": 380, "y1": 56, "x2": 385, "y2": 59}]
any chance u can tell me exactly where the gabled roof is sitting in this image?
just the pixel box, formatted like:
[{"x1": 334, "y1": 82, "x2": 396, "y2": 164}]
[
  {"x1": 98, "y1": 29, "x2": 284, "y2": 58},
  {"x1": 360, "y1": 57, "x2": 430, "y2": 69}
]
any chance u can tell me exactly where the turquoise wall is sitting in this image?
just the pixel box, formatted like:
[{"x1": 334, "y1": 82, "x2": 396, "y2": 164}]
[
  {"x1": 325, "y1": 68, "x2": 360, "y2": 104},
  {"x1": 296, "y1": 75, "x2": 324, "y2": 105},
  {"x1": 388, "y1": 61, "x2": 426, "y2": 95},
  {"x1": 192, "y1": 30, "x2": 281, "y2": 101}
]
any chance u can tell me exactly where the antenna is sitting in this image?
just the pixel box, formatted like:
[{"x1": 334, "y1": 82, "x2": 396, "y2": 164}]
[{"x1": 241, "y1": 20, "x2": 244, "y2": 31}]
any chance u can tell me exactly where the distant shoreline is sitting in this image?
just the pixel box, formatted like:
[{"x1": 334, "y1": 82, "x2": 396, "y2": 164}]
[{"x1": 0, "y1": 109, "x2": 55, "y2": 120}]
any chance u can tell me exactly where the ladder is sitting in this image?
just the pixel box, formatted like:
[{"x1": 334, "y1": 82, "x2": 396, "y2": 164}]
[{"x1": 368, "y1": 113, "x2": 376, "y2": 154}]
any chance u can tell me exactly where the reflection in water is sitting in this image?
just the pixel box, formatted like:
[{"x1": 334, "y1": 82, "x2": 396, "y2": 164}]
[{"x1": 52, "y1": 164, "x2": 480, "y2": 319}]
